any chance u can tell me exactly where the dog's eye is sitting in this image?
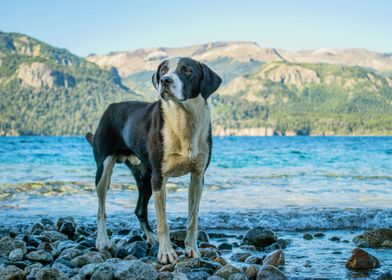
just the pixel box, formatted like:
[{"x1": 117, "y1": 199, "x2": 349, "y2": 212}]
[{"x1": 160, "y1": 66, "x2": 169, "y2": 74}]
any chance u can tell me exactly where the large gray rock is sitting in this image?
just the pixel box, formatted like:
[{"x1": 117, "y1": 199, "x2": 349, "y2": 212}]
[
  {"x1": 346, "y1": 248, "x2": 380, "y2": 271},
  {"x1": 263, "y1": 249, "x2": 285, "y2": 267},
  {"x1": 35, "y1": 267, "x2": 68, "y2": 280},
  {"x1": 242, "y1": 228, "x2": 277, "y2": 248},
  {"x1": 256, "y1": 265, "x2": 288, "y2": 280},
  {"x1": 0, "y1": 265, "x2": 26, "y2": 280},
  {"x1": 71, "y1": 251, "x2": 105, "y2": 267},
  {"x1": 114, "y1": 260, "x2": 158, "y2": 280},
  {"x1": 91, "y1": 265, "x2": 114, "y2": 280},
  {"x1": 228, "y1": 273, "x2": 248, "y2": 280},
  {"x1": 214, "y1": 264, "x2": 242, "y2": 280},
  {"x1": 175, "y1": 258, "x2": 221, "y2": 271},
  {"x1": 0, "y1": 236, "x2": 26, "y2": 257},
  {"x1": 26, "y1": 249, "x2": 53, "y2": 263},
  {"x1": 9, "y1": 248, "x2": 24, "y2": 261},
  {"x1": 377, "y1": 272, "x2": 392, "y2": 280},
  {"x1": 353, "y1": 228, "x2": 392, "y2": 248},
  {"x1": 41, "y1": 231, "x2": 68, "y2": 242}
]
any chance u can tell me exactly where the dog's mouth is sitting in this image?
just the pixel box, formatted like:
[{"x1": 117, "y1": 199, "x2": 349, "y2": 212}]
[{"x1": 160, "y1": 90, "x2": 184, "y2": 102}]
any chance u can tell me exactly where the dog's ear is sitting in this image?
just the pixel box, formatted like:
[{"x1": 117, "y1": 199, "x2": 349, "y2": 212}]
[
  {"x1": 200, "y1": 63, "x2": 222, "y2": 99},
  {"x1": 152, "y1": 60, "x2": 167, "y2": 90}
]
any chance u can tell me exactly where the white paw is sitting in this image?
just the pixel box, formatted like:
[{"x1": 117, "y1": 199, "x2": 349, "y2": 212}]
[
  {"x1": 158, "y1": 243, "x2": 178, "y2": 264},
  {"x1": 96, "y1": 234, "x2": 112, "y2": 251},
  {"x1": 185, "y1": 246, "x2": 201, "y2": 258}
]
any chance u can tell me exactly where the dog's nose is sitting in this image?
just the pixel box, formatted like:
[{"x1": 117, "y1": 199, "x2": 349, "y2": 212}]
[{"x1": 161, "y1": 76, "x2": 173, "y2": 86}]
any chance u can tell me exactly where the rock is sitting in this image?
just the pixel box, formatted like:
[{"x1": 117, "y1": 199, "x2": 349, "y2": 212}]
[
  {"x1": 9, "y1": 248, "x2": 24, "y2": 261},
  {"x1": 256, "y1": 265, "x2": 288, "y2": 280},
  {"x1": 170, "y1": 230, "x2": 209, "y2": 247},
  {"x1": 58, "y1": 248, "x2": 82, "y2": 260},
  {"x1": 217, "y1": 243, "x2": 232, "y2": 251},
  {"x1": 158, "y1": 271, "x2": 174, "y2": 280},
  {"x1": 214, "y1": 264, "x2": 242, "y2": 279},
  {"x1": 242, "y1": 228, "x2": 277, "y2": 248},
  {"x1": 245, "y1": 255, "x2": 262, "y2": 265},
  {"x1": 26, "y1": 249, "x2": 53, "y2": 263},
  {"x1": 377, "y1": 272, "x2": 392, "y2": 280},
  {"x1": 239, "y1": 245, "x2": 256, "y2": 251},
  {"x1": 0, "y1": 237, "x2": 16, "y2": 257},
  {"x1": 24, "y1": 263, "x2": 43, "y2": 275},
  {"x1": 303, "y1": 233, "x2": 313, "y2": 240},
  {"x1": 246, "y1": 264, "x2": 261, "y2": 279},
  {"x1": 78, "y1": 263, "x2": 100, "y2": 279},
  {"x1": 52, "y1": 262, "x2": 77, "y2": 277},
  {"x1": 353, "y1": 228, "x2": 392, "y2": 248},
  {"x1": 114, "y1": 260, "x2": 158, "y2": 280},
  {"x1": 37, "y1": 242, "x2": 55, "y2": 253},
  {"x1": 230, "y1": 252, "x2": 252, "y2": 262},
  {"x1": 263, "y1": 249, "x2": 285, "y2": 267},
  {"x1": 0, "y1": 265, "x2": 26, "y2": 280},
  {"x1": 41, "y1": 231, "x2": 68, "y2": 242},
  {"x1": 35, "y1": 267, "x2": 68, "y2": 280},
  {"x1": 207, "y1": 277, "x2": 225, "y2": 280},
  {"x1": 303, "y1": 260, "x2": 312, "y2": 267},
  {"x1": 330, "y1": 236, "x2": 340, "y2": 242},
  {"x1": 188, "y1": 271, "x2": 211, "y2": 280},
  {"x1": 91, "y1": 265, "x2": 115, "y2": 280},
  {"x1": 276, "y1": 239, "x2": 287, "y2": 249},
  {"x1": 314, "y1": 232, "x2": 325, "y2": 238},
  {"x1": 175, "y1": 258, "x2": 220, "y2": 271},
  {"x1": 228, "y1": 273, "x2": 247, "y2": 280},
  {"x1": 173, "y1": 272, "x2": 188, "y2": 280},
  {"x1": 56, "y1": 217, "x2": 76, "y2": 232},
  {"x1": 71, "y1": 251, "x2": 105, "y2": 267},
  {"x1": 346, "y1": 248, "x2": 380, "y2": 270},
  {"x1": 199, "y1": 243, "x2": 217, "y2": 250},
  {"x1": 59, "y1": 222, "x2": 76, "y2": 239},
  {"x1": 126, "y1": 241, "x2": 148, "y2": 258},
  {"x1": 41, "y1": 218, "x2": 54, "y2": 226},
  {"x1": 30, "y1": 223, "x2": 45, "y2": 235}
]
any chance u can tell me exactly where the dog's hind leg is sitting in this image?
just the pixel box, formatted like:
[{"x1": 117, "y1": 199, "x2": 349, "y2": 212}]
[
  {"x1": 127, "y1": 163, "x2": 158, "y2": 245},
  {"x1": 95, "y1": 155, "x2": 115, "y2": 251},
  {"x1": 185, "y1": 171, "x2": 204, "y2": 258}
]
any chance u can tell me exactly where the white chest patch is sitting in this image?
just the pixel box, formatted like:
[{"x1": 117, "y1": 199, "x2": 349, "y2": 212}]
[{"x1": 161, "y1": 95, "x2": 210, "y2": 177}]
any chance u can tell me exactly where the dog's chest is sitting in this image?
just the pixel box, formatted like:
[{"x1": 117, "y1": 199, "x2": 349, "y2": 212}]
[{"x1": 161, "y1": 98, "x2": 210, "y2": 177}]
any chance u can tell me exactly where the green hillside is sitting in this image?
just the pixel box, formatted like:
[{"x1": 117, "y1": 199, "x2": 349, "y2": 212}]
[
  {"x1": 0, "y1": 32, "x2": 139, "y2": 135},
  {"x1": 1, "y1": 32, "x2": 391, "y2": 136}
]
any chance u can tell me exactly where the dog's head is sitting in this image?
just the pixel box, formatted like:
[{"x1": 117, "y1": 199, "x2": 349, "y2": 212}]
[{"x1": 152, "y1": 57, "x2": 222, "y2": 102}]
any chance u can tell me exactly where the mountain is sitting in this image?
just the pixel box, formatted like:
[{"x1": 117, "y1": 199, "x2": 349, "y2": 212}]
[
  {"x1": 1, "y1": 34, "x2": 391, "y2": 136},
  {"x1": 87, "y1": 41, "x2": 392, "y2": 136},
  {"x1": 0, "y1": 32, "x2": 139, "y2": 136}
]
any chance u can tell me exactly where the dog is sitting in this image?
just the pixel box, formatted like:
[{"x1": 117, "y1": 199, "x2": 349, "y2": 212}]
[{"x1": 86, "y1": 57, "x2": 222, "y2": 264}]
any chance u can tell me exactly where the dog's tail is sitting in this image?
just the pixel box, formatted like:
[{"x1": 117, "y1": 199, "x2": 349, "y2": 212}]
[{"x1": 85, "y1": 132, "x2": 94, "y2": 147}]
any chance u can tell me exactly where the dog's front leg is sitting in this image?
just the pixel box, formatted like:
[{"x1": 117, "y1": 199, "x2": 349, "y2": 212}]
[
  {"x1": 185, "y1": 172, "x2": 203, "y2": 258},
  {"x1": 152, "y1": 175, "x2": 178, "y2": 264}
]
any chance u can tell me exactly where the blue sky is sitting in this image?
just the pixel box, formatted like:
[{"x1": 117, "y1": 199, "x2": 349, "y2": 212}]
[{"x1": 1, "y1": 0, "x2": 391, "y2": 56}]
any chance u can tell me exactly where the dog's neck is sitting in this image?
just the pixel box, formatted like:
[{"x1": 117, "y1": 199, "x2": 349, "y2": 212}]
[{"x1": 160, "y1": 95, "x2": 210, "y2": 139}]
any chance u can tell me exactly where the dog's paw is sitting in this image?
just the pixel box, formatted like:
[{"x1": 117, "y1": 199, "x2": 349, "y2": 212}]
[
  {"x1": 96, "y1": 235, "x2": 112, "y2": 251},
  {"x1": 146, "y1": 232, "x2": 159, "y2": 246},
  {"x1": 158, "y1": 244, "x2": 178, "y2": 264},
  {"x1": 185, "y1": 246, "x2": 201, "y2": 258}
]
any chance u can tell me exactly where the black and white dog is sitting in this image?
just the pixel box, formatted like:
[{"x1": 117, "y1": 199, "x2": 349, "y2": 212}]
[{"x1": 86, "y1": 57, "x2": 222, "y2": 264}]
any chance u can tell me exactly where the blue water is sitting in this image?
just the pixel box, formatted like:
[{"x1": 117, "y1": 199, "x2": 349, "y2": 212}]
[{"x1": 1, "y1": 136, "x2": 392, "y2": 229}]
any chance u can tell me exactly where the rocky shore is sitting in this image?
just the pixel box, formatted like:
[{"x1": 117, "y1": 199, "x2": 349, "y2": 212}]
[{"x1": 0, "y1": 217, "x2": 391, "y2": 280}]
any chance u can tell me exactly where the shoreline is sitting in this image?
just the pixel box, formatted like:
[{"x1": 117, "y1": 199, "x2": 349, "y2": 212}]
[{"x1": 0, "y1": 215, "x2": 391, "y2": 279}]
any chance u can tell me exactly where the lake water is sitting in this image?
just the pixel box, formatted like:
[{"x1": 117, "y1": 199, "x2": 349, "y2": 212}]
[
  {"x1": 1, "y1": 136, "x2": 391, "y2": 230},
  {"x1": 1, "y1": 136, "x2": 392, "y2": 279}
]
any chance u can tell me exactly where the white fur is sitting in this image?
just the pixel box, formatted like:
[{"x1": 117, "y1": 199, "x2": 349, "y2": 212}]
[
  {"x1": 154, "y1": 94, "x2": 211, "y2": 263},
  {"x1": 96, "y1": 156, "x2": 115, "y2": 251},
  {"x1": 159, "y1": 58, "x2": 184, "y2": 101}
]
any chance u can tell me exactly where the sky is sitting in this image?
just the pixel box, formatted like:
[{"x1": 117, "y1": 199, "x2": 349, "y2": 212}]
[{"x1": 1, "y1": 0, "x2": 391, "y2": 56}]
